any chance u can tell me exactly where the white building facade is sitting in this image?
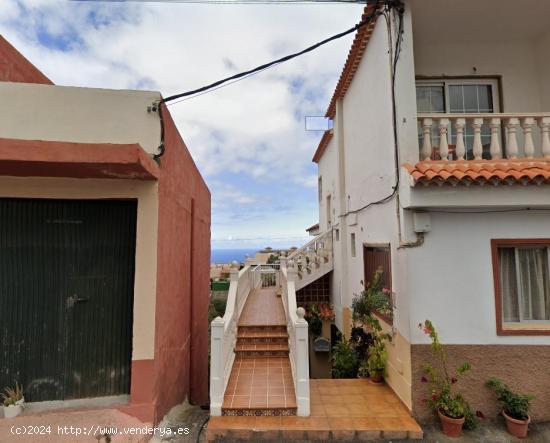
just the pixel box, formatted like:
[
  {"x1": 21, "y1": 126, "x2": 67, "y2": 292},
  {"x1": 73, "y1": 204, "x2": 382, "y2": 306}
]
[{"x1": 313, "y1": 0, "x2": 550, "y2": 422}]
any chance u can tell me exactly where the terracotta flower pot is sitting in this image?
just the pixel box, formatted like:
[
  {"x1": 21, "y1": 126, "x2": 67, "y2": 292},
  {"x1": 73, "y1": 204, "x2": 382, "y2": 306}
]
[
  {"x1": 370, "y1": 373, "x2": 384, "y2": 384},
  {"x1": 503, "y1": 410, "x2": 530, "y2": 438},
  {"x1": 437, "y1": 409, "x2": 465, "y2": 438}
]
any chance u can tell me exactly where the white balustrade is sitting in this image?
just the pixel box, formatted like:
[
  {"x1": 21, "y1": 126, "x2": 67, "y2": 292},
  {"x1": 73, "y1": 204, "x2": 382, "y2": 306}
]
[
  {"x1": 210, "y1": 264, "x2": 262, "y2": 416},
  {"x1": 280, "y1": 260, "x2": 310, "y2": 417},
  {"x1": 417, "y1": 113, "x2": 550, "y2": 161}
]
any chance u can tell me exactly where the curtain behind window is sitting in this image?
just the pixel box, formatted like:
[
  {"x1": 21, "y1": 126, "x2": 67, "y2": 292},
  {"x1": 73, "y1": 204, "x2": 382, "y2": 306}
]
[
  {"x1": 499, "y1": 248, "x2": 519, "y2": 322},
  {"x1": 518, "y1": 248, "x2": 550, "y2": 321}
]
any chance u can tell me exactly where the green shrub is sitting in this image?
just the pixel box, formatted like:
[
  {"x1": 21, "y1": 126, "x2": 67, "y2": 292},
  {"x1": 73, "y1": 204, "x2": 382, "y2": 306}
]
[
  {"x1": 486, "y1": 378, "x2": 533, "y2": 421},
  {"x1": 331, "y1": 336, "x2": 359, "y2": 379}
]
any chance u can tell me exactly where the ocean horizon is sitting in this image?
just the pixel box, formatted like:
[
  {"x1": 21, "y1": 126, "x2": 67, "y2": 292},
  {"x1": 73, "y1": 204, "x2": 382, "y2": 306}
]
[{"x1": 211, "y1": 248, "x2": 259, "y2": 264}]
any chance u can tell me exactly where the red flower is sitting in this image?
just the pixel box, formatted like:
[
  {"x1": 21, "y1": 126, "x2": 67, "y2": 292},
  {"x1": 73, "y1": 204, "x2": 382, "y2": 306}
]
[
  {"x1": 431, "y1": 395, "x2": 438, "y2": 401},
  {"x1": 451, "y1": 377, "x2": 457, "y2": 384},
  {"x1": 421, "y1": 376, "x2": 428, "y2": 383},
  {"x1": 476, "y1": 411, "x2": 485, "y2": 419}
]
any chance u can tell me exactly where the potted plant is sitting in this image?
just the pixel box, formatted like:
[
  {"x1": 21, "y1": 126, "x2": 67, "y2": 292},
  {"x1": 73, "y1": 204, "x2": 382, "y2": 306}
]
[
  {"x1": 2, "y1": 383, "x2": 24, "y2": 418},
  {"x1": 331, "y1": 335, "x2": 359, "y2": 378},
  {"x1": 486, "y1": 378, "x2": 533, "y2": 438},
  {"x1": 363, "y1": 315, "x2": 390, "y2": 383},
  {"x1": 357, "y1": 361, "x2": 370, "y2": 379},
  {"x1": 306, "y1": 304, "x2": 323, "y2": 337},
  {"x1": 419, "y1": 320, "x2": 478, "y2": 437}
]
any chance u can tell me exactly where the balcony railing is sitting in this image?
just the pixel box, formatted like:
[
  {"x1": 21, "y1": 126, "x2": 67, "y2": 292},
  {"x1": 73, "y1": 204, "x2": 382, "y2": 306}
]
[{"x1": 418, "y1": 113, "x2": 550, "y2": 161}]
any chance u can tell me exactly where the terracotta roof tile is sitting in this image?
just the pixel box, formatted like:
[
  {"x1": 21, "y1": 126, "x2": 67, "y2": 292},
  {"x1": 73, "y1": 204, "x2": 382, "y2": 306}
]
[
  {"x1": 312, "y1": 130, "x2": 333, "y2": 163},
  {"x1": 325, "y1": 3, "x2": 382, "y2": 119},
  {"x1": 404, "y1": 160, "x2": 550, "y2": 187}
]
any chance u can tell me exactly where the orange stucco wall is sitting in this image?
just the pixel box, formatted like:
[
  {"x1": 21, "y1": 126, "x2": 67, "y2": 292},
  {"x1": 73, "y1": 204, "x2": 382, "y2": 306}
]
[
  {"x1": 151, "y1": 105, "x2": 211, "y2": 422},
  {"x1": 0, "y1": 35, "x2": 53, "y2": 84}
]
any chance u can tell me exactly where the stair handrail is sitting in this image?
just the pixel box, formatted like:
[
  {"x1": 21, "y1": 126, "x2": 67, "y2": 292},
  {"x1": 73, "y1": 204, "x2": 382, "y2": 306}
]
[
  {"x1": 280, "y1": 258, "x2": 310, "y2": 416},
  {"x1": 210, "y1": 264, "x2": 262, "y2": 415},
  {"x1": 287, "y1": 230, "x2": 332, "y2": 269}
]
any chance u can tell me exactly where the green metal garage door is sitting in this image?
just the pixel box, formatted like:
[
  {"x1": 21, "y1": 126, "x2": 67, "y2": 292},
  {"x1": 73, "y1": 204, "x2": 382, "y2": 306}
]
[{"x1": 0, "y1": 198, "x2": 137, "y2": 401}]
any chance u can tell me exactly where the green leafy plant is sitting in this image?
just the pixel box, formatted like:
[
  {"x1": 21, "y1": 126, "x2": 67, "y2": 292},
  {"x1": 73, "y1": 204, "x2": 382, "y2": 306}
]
[
  {"x1": 2, "y1": 383, "x2": 23, "y2": 407},
  {"x1": 358, "y1": 360, "x2": 370, "y2": 378},
  {"x1": 352, "y1": 268, "x2": 393, "y2": 323},
  {"x1": 486, "y1": 378, "x2": 533, "y2": 421},
  {"x1": 419, "y1": 320, "x2": 479, "y2": 429},
  {"x1": 306, "y1": 304, "x2": 323, "y2": 337},
  {"x1": 350, "y1": 326, "x2": 375, "y2": 363},
  {"x1": 331, "y1": 335, "x2": 359, "y2": 379}
]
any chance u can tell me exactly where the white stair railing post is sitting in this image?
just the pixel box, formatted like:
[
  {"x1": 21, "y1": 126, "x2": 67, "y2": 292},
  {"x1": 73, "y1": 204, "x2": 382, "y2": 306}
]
[
  {"x1": 506, "y1": 118, "x2": 520, "y2": 159},
  {"x1": 438, "y1": 118, "x2": 450, "y2": 160},
  {"x1": 489, "y1": 117, "x2": 502, "y2": 159},
  {"x1": 522, "y1": 117, "x2": 536, "y2": 158},
  {"x1": 295, "y1": 307, "x2": 310, "y2": 417},
  {"x1": 210, "y1": 317, "x2": 225, "y2": 416},
  {"x1": 455, "y1": 118, "x2": 466, "y2": 160},
  {"x1": 541, "y1": 117, "x2": 550, "y2": 158},
  {"x1": 421, "y1": 118, "x2": 433, "y2": 161},
  {"x1": 472, "y1": 118, "x2": 484, "y2": 160}
]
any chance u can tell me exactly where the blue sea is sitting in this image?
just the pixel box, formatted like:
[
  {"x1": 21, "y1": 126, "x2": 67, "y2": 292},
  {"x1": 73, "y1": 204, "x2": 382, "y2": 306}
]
[{"x1": 211, "y1": 249, "x2": 259, "y2": 264}]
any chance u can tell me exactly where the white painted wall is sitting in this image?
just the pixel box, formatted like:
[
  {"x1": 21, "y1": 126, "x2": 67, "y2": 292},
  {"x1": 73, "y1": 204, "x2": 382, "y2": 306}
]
[
  {"x1": 407, "y1": 211, "x2": 550, "y2": 346},
  {"x1": 536, "y1": 29, "x2": 550, "y2": 111},
  {"x1": 0, "y1": 82, "x2": 161, "y2": 154},
  {"x1": 413, "y1": 41, "x2": 544, "y2": 112},
  {"x1": 317, "y1": 137, "x2": 337, "y2": 233}
]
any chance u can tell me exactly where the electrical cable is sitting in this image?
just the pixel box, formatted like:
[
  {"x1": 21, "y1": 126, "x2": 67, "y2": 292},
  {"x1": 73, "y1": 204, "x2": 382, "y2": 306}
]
[
  {"x1": 159, "y1": 1, "x2": 382, "y2": 104},
  {"x1": 74, "y1": 0, "x2": 366, "y2": 4},
  {"x1": 339, "y1": 0, "x2": 403, "y2": 218}
]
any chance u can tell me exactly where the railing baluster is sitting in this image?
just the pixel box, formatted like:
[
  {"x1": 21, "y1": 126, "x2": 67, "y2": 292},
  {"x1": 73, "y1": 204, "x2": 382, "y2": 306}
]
[
  {"x1": 455, "y1": 118, "x2": 466, "y2": 160},
  {"x1": 472, "y1": 118, "x2": 484, "y2": 160},
  {"x1": 489, "y1": 117, "x2": 502, "y2": 160},
  {"x1": 522, "y1": 117, "x2": 535, "y2": 158},
  {"x1": 540, "y1": 117, "x2": 550, "y2": 158},
  {"x1": 421, "y1": 118, "x2": 433, "y2": 161},
  {"x1": 506, "y1": 118, "x2": 520, "y2": 159},
  {"x1": 439, "y1": 118, "x2": 450, "y2": 160}
]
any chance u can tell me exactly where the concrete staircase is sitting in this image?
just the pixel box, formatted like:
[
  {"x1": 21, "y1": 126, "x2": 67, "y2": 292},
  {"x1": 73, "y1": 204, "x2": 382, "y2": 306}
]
[
  {"x1": 287, "y1": 230, "x2": 333, "y2": 292},
  {"x1": 235, "y1": 326, "x2": 289, "y2": 358}
]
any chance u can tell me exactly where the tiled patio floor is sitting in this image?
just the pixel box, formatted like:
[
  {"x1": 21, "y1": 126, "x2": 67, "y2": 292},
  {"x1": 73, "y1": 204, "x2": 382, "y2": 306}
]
[{"x1": 208, "y1": 379, "x2": 423, "y2": 441}]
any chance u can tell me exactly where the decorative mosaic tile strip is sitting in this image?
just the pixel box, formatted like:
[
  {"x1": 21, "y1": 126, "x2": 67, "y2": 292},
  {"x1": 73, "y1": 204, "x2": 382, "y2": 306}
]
[{"x1": 222, "y1": 407, "x2": 297, "y2": 417}]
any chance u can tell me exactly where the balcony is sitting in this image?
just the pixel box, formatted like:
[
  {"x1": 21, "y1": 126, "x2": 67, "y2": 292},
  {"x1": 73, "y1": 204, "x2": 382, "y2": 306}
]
[{"x1": 418, "y1": 113, "x2": 550, "y2": 162}]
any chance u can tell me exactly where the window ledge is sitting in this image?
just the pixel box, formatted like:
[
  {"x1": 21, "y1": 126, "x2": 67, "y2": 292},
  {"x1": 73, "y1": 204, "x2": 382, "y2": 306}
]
[{"x1": 499, "y1": 323, "x2": 550, "y2": 336}]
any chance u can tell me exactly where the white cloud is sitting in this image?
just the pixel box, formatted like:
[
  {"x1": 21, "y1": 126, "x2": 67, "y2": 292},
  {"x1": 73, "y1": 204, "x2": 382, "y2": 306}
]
[{"x1": 0, "y1": 0, "x2": 362, "y2": 244}]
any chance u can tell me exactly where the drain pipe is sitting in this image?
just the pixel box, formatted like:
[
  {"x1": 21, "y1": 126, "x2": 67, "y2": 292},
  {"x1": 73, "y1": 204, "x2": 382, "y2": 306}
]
[{"x1": 396, "y1": 193, "x2": 426, "y2": 249}]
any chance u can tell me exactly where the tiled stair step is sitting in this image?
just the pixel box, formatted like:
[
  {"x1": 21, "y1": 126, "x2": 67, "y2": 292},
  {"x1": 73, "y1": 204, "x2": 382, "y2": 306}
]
[
  {"x1": 235, "y1": 343, "x2": 289, "y2": 352},
  {"x1": 238, "y1": 325, "x2": 287, "y2": 334},
  {"x1": 235, "y1": 349, "x2": 289, "y2": 358},
  {"x1": 222, "y1": 407, "x2": 297, "y2": 417},
  {"x1": 236, "y1": 335, "x2": 288, "y2": 345}
]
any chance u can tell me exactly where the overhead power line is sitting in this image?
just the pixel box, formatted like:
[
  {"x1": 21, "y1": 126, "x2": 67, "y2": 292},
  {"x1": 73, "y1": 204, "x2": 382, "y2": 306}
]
[
  {"x1": 158, "y1": 0, "x2": 381, "y2": 104},
  {"x1": 74, "y1": 0, "x2": 364, "y2": 4}
]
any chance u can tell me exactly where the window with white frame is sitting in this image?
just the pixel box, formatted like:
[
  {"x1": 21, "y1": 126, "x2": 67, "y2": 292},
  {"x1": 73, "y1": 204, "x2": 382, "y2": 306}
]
[
  {"x1": 416, "y1": 78, "x2": 500, "y2": 159},
  {"x1": 497, "y1": 245, "x2": 550, "y2": 324}
]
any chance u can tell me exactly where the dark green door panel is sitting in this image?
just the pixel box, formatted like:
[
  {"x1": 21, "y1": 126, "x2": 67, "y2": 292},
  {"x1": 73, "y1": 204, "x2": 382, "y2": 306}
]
[{"x1": 0, "y1": 199, "x2": 137, "y2": 401}]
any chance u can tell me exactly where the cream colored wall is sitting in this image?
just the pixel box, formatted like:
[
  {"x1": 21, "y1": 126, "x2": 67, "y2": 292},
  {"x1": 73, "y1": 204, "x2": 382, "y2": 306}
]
[
  {"x1": 536, "y1": 29, "x2": 550, "y2": 110},
  {"x1": 0, "y1": 82, "x2": 161, "y2": 154},
  {"x1": 381, "y1": 319, "x2": 412, "y2": 409},
  {"x1": 414, "y1": 40, "x2": 543, "y2": 112},
  {"x1": 0, "y1": 176, "x2": 158, "y2": 360}
]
